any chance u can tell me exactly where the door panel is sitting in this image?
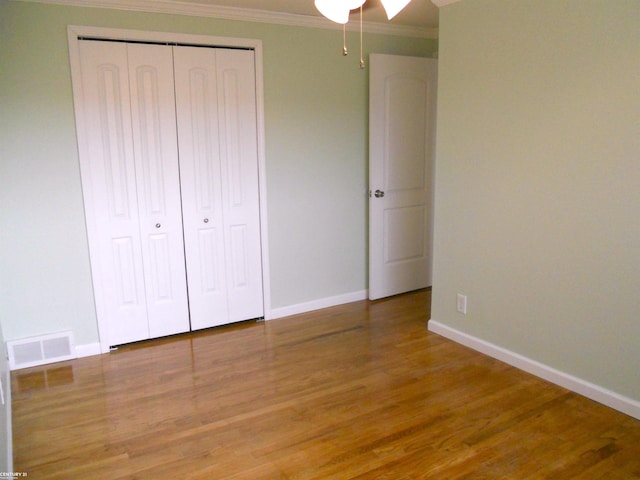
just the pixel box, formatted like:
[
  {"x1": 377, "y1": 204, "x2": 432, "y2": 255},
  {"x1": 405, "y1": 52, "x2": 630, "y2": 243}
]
[
  {"x1": 385, "y1": 77, "x2": 428, "y2": 192},
  {"x1": 369, "y1": 54, "x2": 437, "y2": 300},
  {"x1": 216, "y1": 49, "x2": 264, "y2": 323},
  {"x1": 111, "y1": 236, "x2": 140, "y2": 306},
  {"x1": 127, "y1": 44, "x2": 191, "y2": 338},
  {"x1": 98, "y1": 65, "x2": 132, "y2": 219},
  {"x1": 78, "y1": 41, "x2": 149, "y2": 345},
  {"x1": 197, "y1": 227, "x2": 224, "y2": 294},
  {"x1": 384, "y1": 205, "x2": 426, "y2": 263},
  {"x1": 173, "y1": 46, "x2": 230, "y2": 329},
  {"x1": 229, "y1": 225, "x2": 249, "y2": 288},
  {"x1": 146, "y1": 233, "x2": 173, "y2": 299}
]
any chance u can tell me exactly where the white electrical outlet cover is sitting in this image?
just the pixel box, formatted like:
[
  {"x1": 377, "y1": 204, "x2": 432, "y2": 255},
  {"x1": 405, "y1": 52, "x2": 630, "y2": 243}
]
[{"x1": 457, "y1": 294, "x2": 467, "y2": 315}]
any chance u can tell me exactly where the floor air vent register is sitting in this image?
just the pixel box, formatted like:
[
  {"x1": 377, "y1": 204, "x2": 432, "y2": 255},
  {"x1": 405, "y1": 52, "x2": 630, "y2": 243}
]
[{"x1": 6, "y1": 332, "x2": 76, "y2": 370}]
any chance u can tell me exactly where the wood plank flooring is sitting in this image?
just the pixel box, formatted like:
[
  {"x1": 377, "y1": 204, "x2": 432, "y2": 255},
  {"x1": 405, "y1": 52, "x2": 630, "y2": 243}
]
[{"x1": 12, "y1": 289, "x2": 640, "y2": 479}]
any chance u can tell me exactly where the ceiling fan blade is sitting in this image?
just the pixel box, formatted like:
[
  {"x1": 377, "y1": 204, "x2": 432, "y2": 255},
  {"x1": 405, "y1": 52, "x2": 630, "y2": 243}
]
[{"x1": 380, "y1": 0, "x2": 412, "y2": 19}]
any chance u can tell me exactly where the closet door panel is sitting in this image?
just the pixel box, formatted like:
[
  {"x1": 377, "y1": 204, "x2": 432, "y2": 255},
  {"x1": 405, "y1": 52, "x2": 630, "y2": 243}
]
[
  {"x1": 127, "y1": 44, "x2": 190, "y2": 338},
  {"x1": 216, "y1": 49, "x2": 264, "y2": 323},
  {"x1": 78, "y1": 41, "x2": 149, "y2": 346},
  {"x1": 174, "y1": 46, "x2": 229, "y2": 330}
]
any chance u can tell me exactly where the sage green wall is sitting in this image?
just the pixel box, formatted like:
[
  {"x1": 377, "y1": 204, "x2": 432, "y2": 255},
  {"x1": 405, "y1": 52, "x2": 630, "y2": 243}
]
[
  {"x1": 0, "y1": 1, "x2": 436, "y2": 345},
  {"x1": 432, "y1": 0, "x2": 639, "y2": 400}
]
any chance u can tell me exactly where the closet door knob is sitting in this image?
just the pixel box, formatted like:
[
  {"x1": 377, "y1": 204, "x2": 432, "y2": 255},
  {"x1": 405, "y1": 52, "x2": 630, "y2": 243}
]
[
  {"x1": 155, "y1": 223, "x2": 161, "y2": 228},
  {"x1": 203, "y1": 218, "x2": 209, "y2": 223}
]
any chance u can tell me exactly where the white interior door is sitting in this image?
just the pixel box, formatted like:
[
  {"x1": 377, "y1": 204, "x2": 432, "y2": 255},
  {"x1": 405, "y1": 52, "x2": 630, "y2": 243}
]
[
  {"x1": 369, "y1": 54, "x2": 437, "y2": 300},
  {"x1": 174, "y1": 46, "x2": 264, "y2": 329}
]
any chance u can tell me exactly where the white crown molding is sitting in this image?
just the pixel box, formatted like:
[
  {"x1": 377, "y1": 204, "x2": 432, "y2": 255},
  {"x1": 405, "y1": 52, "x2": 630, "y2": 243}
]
[{"x1": 19, "y1": 0, "x2": 438, "y2": 38}]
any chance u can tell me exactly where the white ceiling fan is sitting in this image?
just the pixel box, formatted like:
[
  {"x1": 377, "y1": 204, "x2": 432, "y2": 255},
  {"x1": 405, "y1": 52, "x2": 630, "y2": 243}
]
[
  {"x1": 314, "y1": 0, "x2": 412, "y2": 24},
  {"x1": 314, "y1": 0, "x2": 412, "y2": 68}
]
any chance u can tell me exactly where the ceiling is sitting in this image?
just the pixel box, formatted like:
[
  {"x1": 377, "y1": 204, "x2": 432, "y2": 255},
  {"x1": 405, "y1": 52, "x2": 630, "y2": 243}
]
[{"x1": 176, "y1": 0, "x2": 440, "y2": 29}]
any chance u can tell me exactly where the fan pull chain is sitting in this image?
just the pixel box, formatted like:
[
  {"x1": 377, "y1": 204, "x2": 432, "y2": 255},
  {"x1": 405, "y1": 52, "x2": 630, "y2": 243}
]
[
  {"x1": 343, "y1": 23, "x2": 348, "y2": 56},
  {"x1": 359, "y1": 5, "x2": 365, "y2": 69}
]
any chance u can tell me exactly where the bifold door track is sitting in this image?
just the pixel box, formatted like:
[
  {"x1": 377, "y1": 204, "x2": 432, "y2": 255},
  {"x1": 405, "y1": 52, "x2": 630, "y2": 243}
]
[{"x1": 77, "y1": 36, "x2": 253, "y2": 51}]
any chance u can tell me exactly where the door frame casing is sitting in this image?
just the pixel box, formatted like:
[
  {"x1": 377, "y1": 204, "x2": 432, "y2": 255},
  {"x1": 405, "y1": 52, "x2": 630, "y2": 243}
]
[{"x1": 67, "y1": 25, "x2": 272, "y2": 352}]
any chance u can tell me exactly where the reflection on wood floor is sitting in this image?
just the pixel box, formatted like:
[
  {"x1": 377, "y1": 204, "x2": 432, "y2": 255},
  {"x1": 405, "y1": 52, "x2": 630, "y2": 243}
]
[{"x1": 12, "y1": 289, "x2": 640, "y2": 478}]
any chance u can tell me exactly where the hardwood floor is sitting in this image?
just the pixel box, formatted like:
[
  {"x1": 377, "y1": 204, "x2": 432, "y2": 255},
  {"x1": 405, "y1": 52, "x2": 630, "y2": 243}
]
[{"x1": 12, "y1": 289, "x2": 640, "y2": 479}]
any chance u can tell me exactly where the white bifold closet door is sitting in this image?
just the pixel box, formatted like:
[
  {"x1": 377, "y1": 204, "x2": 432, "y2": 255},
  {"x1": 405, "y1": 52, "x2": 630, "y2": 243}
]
[
  {"x1": 78, "y1": 41, "x2": 190, "y2": 346},
  {"x1": 174, "y1": 47, "x2": 263, "y2": 330},
  {"x1": 76, "y1": 40, "x2": 263, "y2": 347}
]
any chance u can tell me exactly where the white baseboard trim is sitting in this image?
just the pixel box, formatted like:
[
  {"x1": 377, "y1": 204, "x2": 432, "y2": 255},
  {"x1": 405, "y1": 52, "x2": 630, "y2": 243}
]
[
  {"x1": 428, "y1": 320, "x2": 640, "y2": 420},
  {"x1": 75, "y1": 342, "x2": 102, "y2": 358},
  {"x1": 268, "y1": 290, "x2": 369, "y2": 320}
]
